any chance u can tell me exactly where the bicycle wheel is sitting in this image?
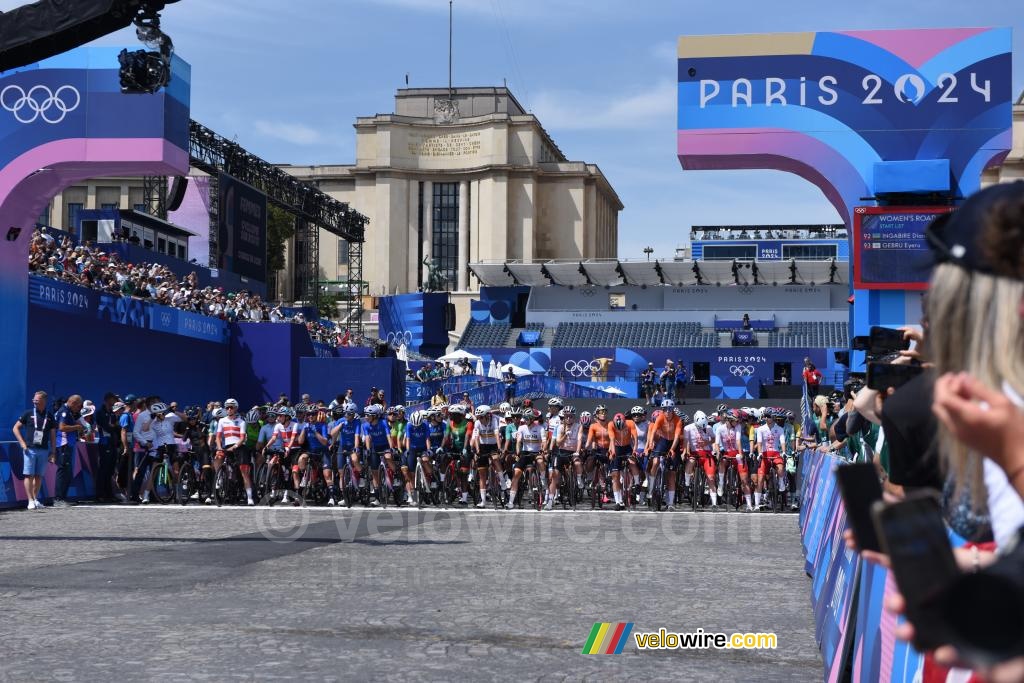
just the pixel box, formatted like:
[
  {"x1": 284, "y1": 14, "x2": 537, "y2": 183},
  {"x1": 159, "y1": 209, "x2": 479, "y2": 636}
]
[
  {"x1": 339, "y1": 464, "x2": 355, "y2": 508},
  {"x1": 266, "y1": 463, "x2": 284, "y2": 506},
  {"x1": 590, "y1": 468, "x2": 602, "y2": 510},
  {"x1": 151, "y1": 460, "x2": 176, "y2": 504},
  {"x1": 213, "y1": 466, "x2": 227, "y2": 507},
  {"x1": 176, "y1": 465, "x2": 194, "y2": 505},
  {"x1": 620, "y1": 467, "x2": 633, "y2": 512},
  {"x1": 253, "y1": 462, "x2": 268, "y2": 500},
  {"x1": 690, "y1": 465, "x2": 702, "y2": 512},
  {"x1": 724, "y1": 466, "x2": 738, "y2": 511},
  {"x1": 561, "y1": 467, "x2": 575, "y2": 511},
  {"x1": 650, "y1": 467, "x2": 663, "y2": 512}
]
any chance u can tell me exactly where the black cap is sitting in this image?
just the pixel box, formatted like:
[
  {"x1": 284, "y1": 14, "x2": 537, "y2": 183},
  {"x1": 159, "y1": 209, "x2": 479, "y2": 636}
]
[{"x1": 925, "y1": 181, "x2": 1024, "y2": 277}]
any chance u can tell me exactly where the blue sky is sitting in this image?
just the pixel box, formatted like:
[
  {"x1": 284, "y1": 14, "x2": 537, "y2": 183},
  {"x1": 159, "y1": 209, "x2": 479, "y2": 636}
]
[{"x1": 7, "y1": 0, "x2": 1022, "y2": 259}]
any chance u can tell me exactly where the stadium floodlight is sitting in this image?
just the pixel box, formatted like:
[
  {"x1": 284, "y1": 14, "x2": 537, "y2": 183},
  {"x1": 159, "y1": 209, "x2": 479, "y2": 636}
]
[{"x1": 119, "y1": 2, "x2": 174, "y2": 94}]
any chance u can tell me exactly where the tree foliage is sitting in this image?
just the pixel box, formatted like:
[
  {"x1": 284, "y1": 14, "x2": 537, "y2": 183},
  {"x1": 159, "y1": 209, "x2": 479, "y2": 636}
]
[{"x1": 267, "y1": 204, "x2": 294, "y2": 274}]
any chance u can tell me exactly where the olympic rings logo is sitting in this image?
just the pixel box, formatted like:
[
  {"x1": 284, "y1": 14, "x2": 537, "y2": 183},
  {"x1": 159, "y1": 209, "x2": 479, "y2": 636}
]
[
  {"x1": 729, "y1": 365, "x2": 756, "y2": 377},
  {"x1": 563, "y1": 360, "x2": 600, "y2": 377},
  {"x1": 1, "y1": 84, "x2": 80, "y2": 124},
  {"x1": 386, "y1": 330, "x2": 413, "y2": 346}
]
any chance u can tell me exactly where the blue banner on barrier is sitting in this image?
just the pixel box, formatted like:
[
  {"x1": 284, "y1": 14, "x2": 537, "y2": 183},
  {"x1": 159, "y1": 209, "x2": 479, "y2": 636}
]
[
  {"x1": 28, "y1": 276, "x2": 98, "y2": 318},
  {"x1": 29, "y1": 275, "x2": 227, "y2": 345}
]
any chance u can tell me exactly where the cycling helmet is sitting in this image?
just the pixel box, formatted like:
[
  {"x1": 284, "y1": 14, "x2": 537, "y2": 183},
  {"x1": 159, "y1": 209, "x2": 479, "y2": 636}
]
[
  {"x1": 579, "y1": 411, "x2": 593, "y2": 426},
  {"x1": 595, "y1": 404, "x2": 607, "y2": 413},
  {"x1": 693, "y1": 410, "x2": 708, "y2": 429},
  {"x1": 224, "y1": 398, "x2": 239, "y2": 408},
  {"x1": 364, "y1": 404, "x2": 381, "y2": 417},
  {"x1": 660, "y1": 399, "x2": 675, "y2": 408},
  {"x1": 560, "y1": 405, "x2": 577, "y2": 418},
  {"x1": 503, "y1": 410, "x2": 513, "y2": 420},
  {"x1": 184, "y1": 406, "x2": 200, "y2": 419},
  {"x1": 716, "y1": 403, "x2": 729, "y2": 414},
  {"x1": 283, "y1": 407, "x2": 296, "y2": 419},
  {"x1": 474, "y1": 405, "x2": 490, "y2": 418},
  {"x1": 674, "y1": 408, "x2": 689, "y2": 422},
  {"x1": 547, "y1": 397, "x2": 563, "y2": 407},
  {"x1": 149, "y1": 402, "x2": 168, "y2": 415},
  {"x1": 245, "y1": 408, "x2": 261, "y2": 423},
  {"x1": 386, "y1": 406, "x2": 400, "y2": 416},
  {"x1": 498, "y1": 402, "x2": 511, "y2": 413},
  {"x1": 81, "y1": 405, "x2": 95, "y2": 418},
  {"x1": 448, "y1": 404, "x2": 466, "y2": 416},
  {"x1": 630, "y1": 405, "x2": 646, "y2": 417},
  {"x1": 331, "y1": 406, "x2": 346, "y2": 418},
  {"x1": 530, "y1": 408, "x2": 542, "y2": 421},
  {"x1": 725, "y1": 409, "x2": 739, "y2": 422},
  {"x1": 212, "y1": 407, "x2": 227, "y2": 420},
  {"x1": 612, "y1": 413, "x2": 626, "y2": 430},
  {"x1": 786, "y1": 410, "x2": 795, "y2": 420},
  {"x1": 409, "y1": 410, "x2": 425, "y2": 427}
]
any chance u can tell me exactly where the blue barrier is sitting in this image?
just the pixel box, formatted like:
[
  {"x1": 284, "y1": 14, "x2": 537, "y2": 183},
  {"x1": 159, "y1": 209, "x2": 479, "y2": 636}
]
[
  {"x1": 798, "y1": 449, "x2": 956, "y2": 683},
  {"x1": 0, "y1": 442, "x2": 99, "y2": 510}
]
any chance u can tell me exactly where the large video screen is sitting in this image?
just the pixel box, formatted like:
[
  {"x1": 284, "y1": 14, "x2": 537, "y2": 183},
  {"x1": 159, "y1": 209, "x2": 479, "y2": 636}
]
[
  {"x1": 852, "y1": 206, "x2": 954, "y2": 290},
  {"x1": 217, "y1": 173, "x2": 268, "y2": 283}
]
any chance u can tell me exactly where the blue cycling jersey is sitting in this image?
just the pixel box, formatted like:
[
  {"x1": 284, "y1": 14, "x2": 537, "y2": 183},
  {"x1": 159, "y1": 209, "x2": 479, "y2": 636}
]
[
  {"x1": 406, "y1": 422, "x2": 430, "y2": 451},
  {"x1": 361, "y1": 418, "x2": 390, "y2": 451},
  {"x1": 427, "y1": 421, "x2": 447, "y2": 447},
  {"x1": 304, "y1": 423, "x2": 328, "y2": 452},
  {"x1": 331, "y1": 418, "x2": 360, "y2": 450}
]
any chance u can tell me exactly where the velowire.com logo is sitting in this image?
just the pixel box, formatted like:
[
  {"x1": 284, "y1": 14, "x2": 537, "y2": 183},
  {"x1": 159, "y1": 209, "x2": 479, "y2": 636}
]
[{"x1": 581, "y1": 622, "x2": 634, "y2": 655}]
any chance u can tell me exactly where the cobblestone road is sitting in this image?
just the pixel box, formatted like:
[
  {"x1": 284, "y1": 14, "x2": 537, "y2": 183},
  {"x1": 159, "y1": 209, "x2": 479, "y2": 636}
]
[{"x1": 0, "y1": 505, "x2": 820, "y2": 682}]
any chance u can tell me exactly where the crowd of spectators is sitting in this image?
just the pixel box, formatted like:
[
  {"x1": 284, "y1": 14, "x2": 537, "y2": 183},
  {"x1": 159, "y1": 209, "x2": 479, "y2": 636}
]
[{"x1": 27, "y1": 227, "x2": 360, "y2": 346}]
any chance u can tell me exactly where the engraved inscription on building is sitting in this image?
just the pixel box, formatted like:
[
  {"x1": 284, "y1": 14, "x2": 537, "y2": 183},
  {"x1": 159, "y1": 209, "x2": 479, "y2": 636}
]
[{"x1": 407, "y1": 131, "x2": 482, "y2": 158}]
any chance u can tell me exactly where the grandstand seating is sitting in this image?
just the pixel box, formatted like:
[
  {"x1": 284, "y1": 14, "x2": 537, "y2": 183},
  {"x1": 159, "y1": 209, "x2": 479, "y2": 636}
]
[
  {"x1": 458, "y1": 320, "x2": 511, "y2": 348},
  {"x1": 551, "y1": 322, "x2": 717, "y2": 348},
  {"x1": 767, "y1": 321, "x2": 848, "y2": 348}
]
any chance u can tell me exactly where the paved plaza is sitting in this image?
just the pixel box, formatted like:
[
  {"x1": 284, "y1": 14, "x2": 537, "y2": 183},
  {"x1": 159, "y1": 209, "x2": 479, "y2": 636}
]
[{"x1": 0, "y1": 506, "x2": 820, "y2": 681}]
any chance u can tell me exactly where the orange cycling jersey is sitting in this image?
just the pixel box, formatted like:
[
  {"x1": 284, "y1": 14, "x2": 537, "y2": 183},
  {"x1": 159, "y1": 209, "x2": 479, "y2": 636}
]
[
  {"x1": 587, "y1": 421, "x2": 610, "y2": 450},
  {"x1": 651, "y1": 413, "x2": 682, "y2": 443},
  {"x1": 608, "y1": 420, "x2": 637, "y2": 448}
]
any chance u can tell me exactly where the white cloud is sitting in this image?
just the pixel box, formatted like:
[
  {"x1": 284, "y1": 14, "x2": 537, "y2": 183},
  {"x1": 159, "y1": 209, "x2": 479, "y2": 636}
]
[
  {"x1": 532, "y1": 80, "x2": 677, "y2": 131},
  {"x1": 253, "y1": 120, "x2": 335, "y2": 146}
]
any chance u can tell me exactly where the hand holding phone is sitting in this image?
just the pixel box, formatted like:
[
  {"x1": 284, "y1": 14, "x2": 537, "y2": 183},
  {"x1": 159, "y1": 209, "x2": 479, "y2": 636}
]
[
  {"x1": 867, "y1": 362, "x2": 923, "y2": 393},
  {"x1": 872, "y1": 492, "x2": 960, "y2": 650},
  {"x1": 835, "y1": 463, "x2": 883, "y2": 552}
]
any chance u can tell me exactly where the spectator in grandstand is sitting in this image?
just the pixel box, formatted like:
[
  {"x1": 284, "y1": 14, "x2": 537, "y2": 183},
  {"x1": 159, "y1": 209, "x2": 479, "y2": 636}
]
[
  {"x1": 12, "y1": 390, "x2": 55, "y2": 509},
  {"x1": 432, "y1": 387, "x2": 449, "y2": 408},
  {"x1": 440, "y1": 361, "x2": 453, "y2": 379},
  {"x1": 416, "y1": 364, "x2": 432, "y2": 382},
  {"x1": 802, "y1": 359, "x2": 822, "y2": 396}
]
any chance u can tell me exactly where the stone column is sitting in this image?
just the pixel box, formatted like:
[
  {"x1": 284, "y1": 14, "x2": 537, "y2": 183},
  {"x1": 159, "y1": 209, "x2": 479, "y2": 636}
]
[
  {"x1": 422, "y1": 180, "x2": 433, "y2": 286},
  {"x1": 457, "y1": 180, "x2": 469, "y2": 291}
]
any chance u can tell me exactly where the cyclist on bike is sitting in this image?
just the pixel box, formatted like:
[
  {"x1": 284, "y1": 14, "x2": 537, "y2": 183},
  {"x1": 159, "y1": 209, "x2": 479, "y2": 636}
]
[
  {"x1": 329, "y1": 406, "x2": 364, "y2": 497},
  {"x1": 289, "y1": 404, "x2": 313, "y2": 502},
  {"x1": 405, "y1": 410, "x2": 434, "y2": 501},
  {"x1": 442, "y1": 404, "x2": 474, "y2": 506},
  {"x1": 508, "y1": 408, "x2": 545, "y2": 509},
  {"x1": 628, "y1": 406, "x2": 650, "y2": 505},
  {"x1": 543, "y1": 398, "x2": 563, "y2": 452},
  {"x1": 607, "y1": 412, "x2": 638, "y2": 511},
  {"x1": 754, "y1": 408, "x2": 788, "y2": 509},
  {"x1": 498, "y1": 407, "x2": 518, "y2": 456},
  {"x1": 265, "y1": 407, "x2": 300, "y2": 504},
  {"x1": 141, "y1": 402, "x2": 179, "y2": 504},
  {"x1": 550, "y1": 405, "x2": 583, "y2": 508},
  {"x1": 471, "y1": 405, "x2": 503, "y2": 508},
  {"x1": 683, "y1": 410, "x2": 718, "y2": 509},
  {"x1": 387, "y1": 406, "x2": 412, "y2": 504},
  {"x1": 361, "y1": 404, "x2": 392, "y2": 506},
  {"x1": 215, "y1": 398, "x2": 253, "y2": 506},
  {"x1": 715, "y1": 409, "x2": 753, "y2": 511},
  {"x1": 648, "y1": 400, "x2": 683, "y2": 510},
  {"x1": 303, "y1": 405, "x2": 333, "y2": 505}
]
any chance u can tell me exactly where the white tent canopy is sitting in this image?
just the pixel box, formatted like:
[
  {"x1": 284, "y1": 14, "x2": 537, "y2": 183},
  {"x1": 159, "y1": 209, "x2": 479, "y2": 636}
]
[
  {"x1": 502, "y1": 363, "x2": 533, "y2": 377},
  {"x1": 438, "y1": 349, "x2": 482, "y2": 362}
]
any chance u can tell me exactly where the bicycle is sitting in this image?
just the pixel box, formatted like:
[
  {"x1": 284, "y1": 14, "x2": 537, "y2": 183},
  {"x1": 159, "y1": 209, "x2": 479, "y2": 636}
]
[
  {"x1": 176, "y1": 452, "x2": 201, "y2": 505},
  {"x1": 485, "y1": 460, "x2": 508, "y2": 510},
  {"x1": 438, "y1": 450, "x2": 466, "y2": 508},
  {"x1": 414, "y1": 453, "x2": 440, "y2": 508},
  {"x1": 525, "y1": 461, "x2": 545, "y2": 511},
  {"x1": 556, "y1": 457, "x2": 578, "y2": 511},
  {"x1": 338, "y1": 457, "x2": 369, "y2": 508},
  {"x1": 150, "y1": 446, "x2": 177, "y2": 504},
  {"x1": 378, "y1": 457, "x2": 404, "y2": 508},
  {"x1": 762, "y1": 461, "x2": 787, "y2": 513},
  {"x1": 688, "y1": 455, "x2": 709, "y2": 512},
  {"x1": 297, "y1": 452, "x2": 329, "y2": 506},
  {"x1": 213, "y1": 450, "x2": 244, "y2": 507},
  {"x1": 619, "y1": 459, "x2": 636, "y2": 512},
  {"x1": 647, "y1": 457, "x2": 665, "y2": 512},
  {"x1": 721, "y1": 456, "x2": 742, "y2": 512},
  {"x1": 588, "y1": 452, "x2": 607, "y2": 510}
]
